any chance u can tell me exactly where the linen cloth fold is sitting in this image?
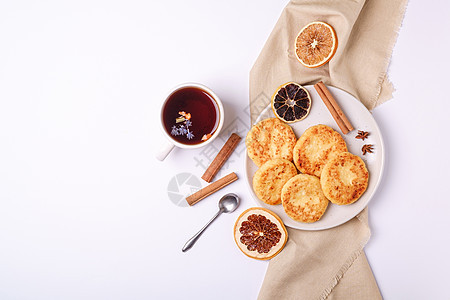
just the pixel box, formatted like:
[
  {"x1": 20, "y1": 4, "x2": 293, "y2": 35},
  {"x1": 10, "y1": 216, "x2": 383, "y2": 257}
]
[{"x1": 249, "y1": 0, "x2": 408, "y2": 298}]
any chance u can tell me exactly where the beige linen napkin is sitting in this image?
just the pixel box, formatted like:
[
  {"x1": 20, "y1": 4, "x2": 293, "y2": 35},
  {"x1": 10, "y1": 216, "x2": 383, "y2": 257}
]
[{"x1": 249, "y1": 0, "x2": 408, "y2": 299}]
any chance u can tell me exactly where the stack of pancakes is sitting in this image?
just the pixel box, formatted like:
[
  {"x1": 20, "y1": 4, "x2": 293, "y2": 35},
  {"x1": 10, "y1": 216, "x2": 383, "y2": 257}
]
[{"x1": 246, "y1": 119, "x2": 369, "y2": 223}]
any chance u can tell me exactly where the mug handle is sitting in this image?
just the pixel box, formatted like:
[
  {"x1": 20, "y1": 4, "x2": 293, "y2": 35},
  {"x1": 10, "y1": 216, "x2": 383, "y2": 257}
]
[{"x1": 155, "y1": 140, "x2": 175, "y2": 161}]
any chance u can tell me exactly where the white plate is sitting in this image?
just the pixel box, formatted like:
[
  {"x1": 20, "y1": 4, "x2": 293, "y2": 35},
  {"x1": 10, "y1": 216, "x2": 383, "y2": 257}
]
[{"x1": 245, "y1": 85, "x2": 385, "y2": 230}]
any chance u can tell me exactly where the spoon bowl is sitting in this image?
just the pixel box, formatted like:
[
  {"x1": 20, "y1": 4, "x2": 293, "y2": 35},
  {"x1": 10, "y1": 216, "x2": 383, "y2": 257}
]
[{"x1": 218, "y1": 193, "x2": 240, "y2": 213}]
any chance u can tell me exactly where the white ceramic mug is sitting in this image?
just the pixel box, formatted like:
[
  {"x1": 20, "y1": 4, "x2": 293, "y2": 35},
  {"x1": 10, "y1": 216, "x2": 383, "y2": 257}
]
[{"x1": 155, "y1": 83, "x2": 224, "y2": 161}]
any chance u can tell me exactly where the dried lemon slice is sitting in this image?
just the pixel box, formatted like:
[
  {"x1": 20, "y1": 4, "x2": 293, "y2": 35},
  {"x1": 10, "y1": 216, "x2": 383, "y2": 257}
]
[
  {"x1": 234, "y1": 207, "x2": 288, "y2": 260},
  {"x1": 295, "y1": 21, "x2": 337, "y2": 68},
  {"x1": 271, "y1": 82, "x2": 311, "y2": 123}
]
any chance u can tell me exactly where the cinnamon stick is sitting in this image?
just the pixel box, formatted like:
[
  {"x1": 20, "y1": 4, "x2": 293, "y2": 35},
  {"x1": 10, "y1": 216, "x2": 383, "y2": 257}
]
[
  {"x1": 314, "y1": 82, "x2": 354, "y2": 134},
  {"x1": 201, "y1": 133, "x2": 241, "y2": 183},
  {"x1": 186, "y1": 172, "x2": 238, "y2": 206}
]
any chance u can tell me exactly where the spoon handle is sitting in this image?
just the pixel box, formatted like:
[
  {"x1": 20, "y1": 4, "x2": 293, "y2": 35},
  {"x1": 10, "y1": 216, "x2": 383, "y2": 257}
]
[{"x1": 182, "y1": 209, "x2": 222, "y2": 252}]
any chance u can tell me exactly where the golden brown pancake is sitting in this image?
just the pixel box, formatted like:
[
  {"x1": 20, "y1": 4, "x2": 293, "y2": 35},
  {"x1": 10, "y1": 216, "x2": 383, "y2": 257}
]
[
  {"x1": 281, "y1": 174, "x2": 328, "y2": 223},
  {"x1": 252, "y1": 158, "x2": 298, "y2": 205},
  {"x1": 246, "y1": 118, "x2": 297, "y2": 167},
  {"x1": 320, "y1": 152, "x2": 369, "y2": 205},
  {"x1": 293, "y1": 124, "x2": 347, "y2": 177}
]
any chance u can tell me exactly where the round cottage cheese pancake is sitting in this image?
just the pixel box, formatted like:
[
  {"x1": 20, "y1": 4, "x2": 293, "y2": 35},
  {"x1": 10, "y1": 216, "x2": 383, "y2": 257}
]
[
  {"x1": 252, "y1": 158, "x2": 298, "y2": 205},
  {"x1": 281, "y1": 174, "x2": 328, "y2": 223},
  {"x1": 293, "y1": 124, "x2": 347, "y2": 177},
  {"x1": 320, "y1": 152, "x2": 369, "y2": 205},
  {"x1": 246, "y1": 118, "x2": 297, "y2": 167}
]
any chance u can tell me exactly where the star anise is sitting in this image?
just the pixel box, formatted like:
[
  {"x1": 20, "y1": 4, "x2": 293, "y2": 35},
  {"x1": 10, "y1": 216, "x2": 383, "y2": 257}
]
[
  {"x1": 362, "y1": 144, "x2": 374, "y2": 155},
  {"x1": 355, "y1": 130, "x2": 369, "y2": 141}
]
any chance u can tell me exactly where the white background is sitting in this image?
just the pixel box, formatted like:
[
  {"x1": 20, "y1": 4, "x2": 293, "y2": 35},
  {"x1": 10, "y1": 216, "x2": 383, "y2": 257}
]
[{"x1": 1, "y1": 1, "x2": 449, "y2": 299}]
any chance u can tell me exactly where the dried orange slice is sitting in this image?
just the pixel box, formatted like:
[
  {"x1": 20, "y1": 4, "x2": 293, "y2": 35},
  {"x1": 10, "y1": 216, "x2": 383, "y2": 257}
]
[
  {"x1": 295, "y1": 21, "x2": 337, "y2": 68},
  {"x1": 271, "y1": 82, "x2": 311, "y2": 123},
  {"x1": 234, "y1": 207, "x2": 288, "y2": 260}
]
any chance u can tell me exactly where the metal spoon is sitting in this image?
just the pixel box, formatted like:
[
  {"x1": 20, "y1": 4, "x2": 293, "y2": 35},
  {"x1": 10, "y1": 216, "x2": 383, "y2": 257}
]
[{"x1": 182, "y1": 193, "x2": 240, "y2": 252}]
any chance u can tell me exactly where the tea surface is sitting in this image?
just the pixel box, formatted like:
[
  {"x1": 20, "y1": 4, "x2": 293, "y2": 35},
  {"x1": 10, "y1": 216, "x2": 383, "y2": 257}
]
[{"x1": 162, "y1": 87, "x2": 219, "y2": 145}]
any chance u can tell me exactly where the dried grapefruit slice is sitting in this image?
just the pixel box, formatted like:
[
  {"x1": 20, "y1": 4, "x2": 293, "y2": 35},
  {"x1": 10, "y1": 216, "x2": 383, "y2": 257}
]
[
  {"x1": 271, "y1": 82, "x2": 311, "y2": 123},
  {"x1": 234, "y1": 207, "x2": 288, "y2": 260},
  {"x1": 295, "y1": 21, "x2": 337, "y2": 68}
]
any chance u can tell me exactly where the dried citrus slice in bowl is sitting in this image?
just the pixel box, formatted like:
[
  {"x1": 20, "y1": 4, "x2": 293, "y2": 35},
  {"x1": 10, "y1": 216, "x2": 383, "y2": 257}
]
[
  {"x1": 234, "y1": 207, "x2": 288, "y2": 260},
  {"x1": 271, "y1": 82, "x2": 311, "y2": 123},
  {"x1": 295, "y1": 21, "x2": 337, "y2": 68}
]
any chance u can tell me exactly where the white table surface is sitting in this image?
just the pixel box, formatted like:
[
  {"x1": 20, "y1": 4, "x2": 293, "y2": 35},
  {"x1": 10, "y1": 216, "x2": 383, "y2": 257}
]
[{"x1": 1, "y1": 1, "x2": 449, "y2": 299}]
